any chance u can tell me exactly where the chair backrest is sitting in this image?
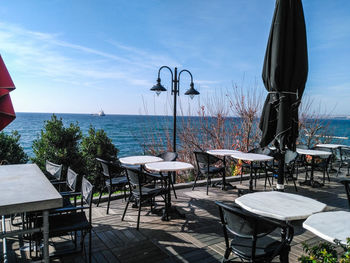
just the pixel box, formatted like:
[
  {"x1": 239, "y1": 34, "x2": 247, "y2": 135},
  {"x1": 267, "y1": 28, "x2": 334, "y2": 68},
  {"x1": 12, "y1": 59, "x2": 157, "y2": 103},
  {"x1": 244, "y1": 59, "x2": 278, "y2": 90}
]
[
  {"x1": 66, "y1": 167, "x2": 78, "y2": 192},
  {"x1": 284, "y1": 150, "x2": 298, "y2": 165},
  {"x1": 157, "y1": 152, "x2": 178, "y2": 162},
  {"x1": 342, "y1": 148, "x2": 350, "y2": 160},
  {"x1": 45, "y1": 160, "x2": 63, "y2": 181},
  {"x1": 96, "y1": 158, "x2": 111, "y2": 178},
  {"x1": 194, "y1": 151, "x2": 220, "y2": 169},
  {"x1": 81, "y1": 177, "x2": 94, "y2": 207},
  {"x1": 216, "y1": 201, "x2": 277, "y2": 239},
  {"x1": 125, "y1": 167, "x2": 148, "y2": 189},
  {"x1": 249, "y1": 147, "x2": 272, "y2": 156}
]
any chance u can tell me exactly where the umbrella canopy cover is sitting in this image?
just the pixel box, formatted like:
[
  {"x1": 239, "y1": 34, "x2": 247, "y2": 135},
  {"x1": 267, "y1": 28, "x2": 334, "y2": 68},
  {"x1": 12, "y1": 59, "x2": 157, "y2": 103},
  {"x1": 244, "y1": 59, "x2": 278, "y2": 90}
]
[
  {"x1": 0, "y1": 55, "x2": 16, "y2": 130},
  {"x1": 259, "y1": 0, "x2": 308, "y2": 152}
]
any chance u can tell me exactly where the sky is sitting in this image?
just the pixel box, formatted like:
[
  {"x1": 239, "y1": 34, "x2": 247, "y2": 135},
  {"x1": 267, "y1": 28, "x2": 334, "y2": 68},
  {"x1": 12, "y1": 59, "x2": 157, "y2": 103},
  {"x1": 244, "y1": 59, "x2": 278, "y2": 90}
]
[{"x1": 0, "y1": 0, "x2": 349, "y2": 116}]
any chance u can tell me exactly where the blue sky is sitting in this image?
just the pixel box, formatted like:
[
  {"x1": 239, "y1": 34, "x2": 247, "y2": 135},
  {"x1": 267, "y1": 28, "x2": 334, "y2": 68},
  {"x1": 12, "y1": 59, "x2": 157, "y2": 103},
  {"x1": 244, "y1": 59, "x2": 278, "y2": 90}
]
[{"x1": 0, "y1": 0, "x2": 349, "y2": 115}]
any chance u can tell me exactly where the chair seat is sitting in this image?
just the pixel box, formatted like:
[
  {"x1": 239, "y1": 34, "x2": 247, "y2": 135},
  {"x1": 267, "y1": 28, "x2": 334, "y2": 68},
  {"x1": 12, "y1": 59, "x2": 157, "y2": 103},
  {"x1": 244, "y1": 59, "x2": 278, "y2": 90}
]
[
  {"x1": 199, "y1": 166, "x2": 224, "y2": 175},
  {"x1": 132, "y1": 186, "x2": 168, "y2": 197},
  {"x1": 231, "y1": 235, "x2": 282, "y2": 260},
  {"x1": 34, "y1": 212, "x2": 91, "y2": 239},
  {"x1": 106, "y1": 176, "x2": 127, "y2": 186}
]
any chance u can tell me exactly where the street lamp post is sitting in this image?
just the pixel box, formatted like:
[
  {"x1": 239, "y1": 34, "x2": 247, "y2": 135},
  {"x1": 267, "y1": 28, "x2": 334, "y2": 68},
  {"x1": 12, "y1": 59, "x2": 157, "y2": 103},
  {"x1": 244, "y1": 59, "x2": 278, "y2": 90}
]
[{"x1": 151, "y1": 66, "x2": 200, "y2": 152}]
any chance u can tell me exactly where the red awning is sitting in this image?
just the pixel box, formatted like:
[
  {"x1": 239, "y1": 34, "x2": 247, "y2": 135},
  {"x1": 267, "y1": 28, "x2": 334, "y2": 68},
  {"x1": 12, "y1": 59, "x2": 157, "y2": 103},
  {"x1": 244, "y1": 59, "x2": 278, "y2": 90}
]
[{"x1": 0, "y1": 55, "x2": 16, "y2": 131}]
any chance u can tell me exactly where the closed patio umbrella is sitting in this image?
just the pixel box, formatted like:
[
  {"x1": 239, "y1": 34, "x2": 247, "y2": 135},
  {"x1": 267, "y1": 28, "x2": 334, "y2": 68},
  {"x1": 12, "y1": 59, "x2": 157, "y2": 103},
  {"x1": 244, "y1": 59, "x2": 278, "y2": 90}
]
[
  {"x1": 259, "y1": 0, "x2": 308, "y2": 190},
  {"x1": 0, "y1": 55, "x2": 16, "y2": 131}
]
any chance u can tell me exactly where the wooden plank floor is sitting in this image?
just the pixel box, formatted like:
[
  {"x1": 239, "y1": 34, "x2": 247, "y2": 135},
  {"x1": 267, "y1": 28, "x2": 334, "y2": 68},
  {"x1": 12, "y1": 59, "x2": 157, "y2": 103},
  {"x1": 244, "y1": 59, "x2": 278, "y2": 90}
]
[{"x1": 1, "y1": 168, "x2": 349, "y2": 263}]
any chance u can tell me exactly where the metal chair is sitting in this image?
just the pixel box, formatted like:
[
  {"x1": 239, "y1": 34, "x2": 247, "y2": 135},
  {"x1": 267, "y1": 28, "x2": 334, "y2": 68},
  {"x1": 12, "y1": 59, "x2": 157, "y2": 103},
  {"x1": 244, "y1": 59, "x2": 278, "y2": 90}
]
[
  {"x1": 96, "y1": 158, "x2": 128, "y2": 214},
  {"x1": 340, "y1": 178, "x2": 350, "y2": 209},
  {"x1": 122, "y1": 167, "x2": 168, "y2": 230},
  {"x1": 193, "y1": 151, "x2": 225, "y2": 195},
  {"x1": 45, "y1": 160, "x2": 63, "y2": 182},
  {"x1": 156, "y1": 152, "x2": 178, "y2": 198},
  {"x1": 313, "y1": 146, "x2": 332, "y2": 184},
  {"x1": 265, "y1": 150, "x2": 299, "y2": 191},
  {"x1": 337, "y1": 147, "x2": 350, "y2": 176},
  {"x1": 240, "y1": 147, "x2": 272, "y2": 187},
  {"x1": 32, "y1": 177, "x2": 93, "y2": 262},
  {"x1": 216, "y1": 201, "x2": 288, "y2": 262}
]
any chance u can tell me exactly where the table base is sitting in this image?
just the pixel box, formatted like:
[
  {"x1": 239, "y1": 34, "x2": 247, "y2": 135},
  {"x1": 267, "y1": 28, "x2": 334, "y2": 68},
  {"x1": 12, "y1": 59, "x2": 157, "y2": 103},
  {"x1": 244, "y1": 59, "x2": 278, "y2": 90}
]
[{"x1": 299, "y1": 180, "x2": 324, "y2": 188}]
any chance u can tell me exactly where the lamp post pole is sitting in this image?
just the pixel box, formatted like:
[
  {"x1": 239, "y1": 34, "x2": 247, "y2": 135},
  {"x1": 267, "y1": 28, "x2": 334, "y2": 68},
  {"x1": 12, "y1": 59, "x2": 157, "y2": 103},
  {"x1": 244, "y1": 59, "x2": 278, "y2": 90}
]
[{"x1": 151, "y1": 66, "x2": 199, "y2": 153}]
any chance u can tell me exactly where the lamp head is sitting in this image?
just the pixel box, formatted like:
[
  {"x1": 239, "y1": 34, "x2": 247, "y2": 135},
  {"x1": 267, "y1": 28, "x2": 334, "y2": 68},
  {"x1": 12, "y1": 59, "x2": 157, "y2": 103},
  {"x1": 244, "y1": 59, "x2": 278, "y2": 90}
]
[
  {"x1": 151, "y1": 78, "x2": 167, "y2": 96},
  {"x1": 184, "y1": 82, "x2": 200, "y2": 99}
]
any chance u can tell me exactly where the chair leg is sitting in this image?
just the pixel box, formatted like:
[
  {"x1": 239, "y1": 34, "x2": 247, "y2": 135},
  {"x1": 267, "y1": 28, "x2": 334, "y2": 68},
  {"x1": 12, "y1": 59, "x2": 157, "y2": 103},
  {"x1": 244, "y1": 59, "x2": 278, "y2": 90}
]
[
  {"x1": 192, "y1": 172, "x2": 199, "y2": 190},
  {"x1": 106, "y1": 189, "x2": 112, "y2": 214},
  {"x1": 96, "y1": 190, "x2": 103, "y2": 207},
  {"x1": 122, "y1": 196, "x2": 131, "y2": 221},
  {"x1": 206, "y1": 176, "x2": 209, "y2": 195},
  {"x1": 170, "y1": 180, "x2": 177, "y2": 199},
  {"x1": 88, "y1": 229, "x2": 92, "y2": 263},
  {"x1": 137, "y1": 200, "x2": 142, "y2": 230}
]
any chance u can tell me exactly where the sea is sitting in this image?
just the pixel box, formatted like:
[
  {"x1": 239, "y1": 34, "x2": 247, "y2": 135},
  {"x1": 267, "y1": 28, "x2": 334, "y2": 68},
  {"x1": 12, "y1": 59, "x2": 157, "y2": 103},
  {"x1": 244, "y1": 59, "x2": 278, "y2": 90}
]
[{"x1": 3, "y1": 112, "x2": 350, "y2": 158}]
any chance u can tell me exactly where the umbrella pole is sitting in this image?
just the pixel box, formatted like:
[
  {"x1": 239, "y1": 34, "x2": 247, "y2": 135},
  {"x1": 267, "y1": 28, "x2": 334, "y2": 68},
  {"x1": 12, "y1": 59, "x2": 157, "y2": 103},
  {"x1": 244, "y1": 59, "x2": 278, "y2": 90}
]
[{"x1": 277, "y1": 150, "x2": 285, "y2": 191}]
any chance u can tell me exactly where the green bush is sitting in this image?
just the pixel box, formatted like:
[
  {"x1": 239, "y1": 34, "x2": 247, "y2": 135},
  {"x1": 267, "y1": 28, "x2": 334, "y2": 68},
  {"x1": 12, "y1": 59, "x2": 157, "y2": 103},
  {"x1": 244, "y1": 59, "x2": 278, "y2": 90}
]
[
  {"x1": 0, "y1": 131, "x2": 28, "y2": 164},
  {"x1": 81, "y1": 126, "x2": 119, "y2": 186},
  {"x1": 31, "y1": 114, "x2": 83, "y2": 176},
  {"x1": 299, "y1": 239, "x2": 350, "y2": 263}
]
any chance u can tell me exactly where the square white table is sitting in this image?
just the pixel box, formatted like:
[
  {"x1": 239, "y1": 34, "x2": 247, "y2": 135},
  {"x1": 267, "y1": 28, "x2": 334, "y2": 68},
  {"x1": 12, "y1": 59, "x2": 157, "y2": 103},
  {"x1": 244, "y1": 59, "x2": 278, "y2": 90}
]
[
  {"x1": 230, "y1": 152, "x2": 274, "y2": 192},
  {"x1": 207, "y1": 149, "x2": 240, "y2": 190},
  {"x1": 236, "y1": 191, "x2": 327, "y2": 262},
  {"x1": 145, "y1": 161, "x2": 194, "y2": 220},
  {"x1": 296, "y1": 148, "x2": 332, "y2": 188},
  {"x1": 0, "y1": 164, "x2": 63, "y2": 262},
  {"x1": 303, "y1": 211, "x2": 350, "y2": 245}
]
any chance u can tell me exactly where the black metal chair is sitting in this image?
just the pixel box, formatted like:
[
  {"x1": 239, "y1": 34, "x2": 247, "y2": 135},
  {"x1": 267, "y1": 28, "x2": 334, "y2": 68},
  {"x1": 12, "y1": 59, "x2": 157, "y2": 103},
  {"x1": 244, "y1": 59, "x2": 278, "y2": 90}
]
[
  {"x1": 337, "y1": 147, "x2": 350, "y2": 176},
  {"x1": 51, "y1": 167, "x2": 79, "y2": 208},
  {"x1": 96, "y1": 158, "x2": 128, "y2": 214},
  {"x1": 340, "y1": 178, "x2": 350, "y2": 209},
  {"x1": 122, "y1": 167, "x2": 168, "y2": 230},
  {"x1": 240, "y1": 147, "x2": 272, "y2": 188},
  {"x1": 155, "y1": 152, "x2": 178, "y2": 198},
  {"x1": 193, "y1": 151, "x2": 225, "y2": 195},
  {"x1": 313, "y1": 146, "x2": 332, "y2": 184},
  {"x1": 32, "y1": 177, "x2": 93, "y2": 262},
  {"x1": 45, "y1": 160, "x2": 63, "y2": 182},
  {"x1": 216, "y1": 201, "x2": 288, "y2": 262},
  {"x1": 265, "y1": 150, "x2": 299, "y2": 191}
]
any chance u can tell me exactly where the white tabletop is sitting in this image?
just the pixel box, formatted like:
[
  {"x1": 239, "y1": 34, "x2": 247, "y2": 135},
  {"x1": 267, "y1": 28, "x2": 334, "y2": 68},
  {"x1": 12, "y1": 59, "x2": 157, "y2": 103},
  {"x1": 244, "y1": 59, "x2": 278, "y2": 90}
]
[
  {"x1": 145, "y1": 161, "x2": 194, "y2": 172},
  {"x1": 230, "y1": 152, "x2": 273, "y2": 162},
  {"x1": 0, "y1": 164, "x2": 63, "y2": 215},
  {"x1": 316, "y1": 144, "x2": 347, "y2": 149},
  {"x1": 296, "y1": 148, "x2": 331, "y2": 156},
  {"x1": 207, "y1": 149, "x2": 241, "y2": 157},
  {"x1": 235, "y1": 191, "x2": 326, "y2": 221},
  {"x1": 119, "y1": 155, "x2": 163, "y2": 165},
  {"x1": 303, "y1": 211, "x2": 350, "y2": 245}
]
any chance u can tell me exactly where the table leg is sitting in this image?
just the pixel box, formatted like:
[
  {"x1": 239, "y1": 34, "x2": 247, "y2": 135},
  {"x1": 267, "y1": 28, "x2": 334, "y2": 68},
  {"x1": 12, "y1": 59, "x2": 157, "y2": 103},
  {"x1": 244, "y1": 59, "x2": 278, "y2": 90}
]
[
  {"x1": 212, "y1": 156, "x2": 236, "y2": 190},
  {"x1": 43, "y1": 210, "x2": 49, "y2": 263},
  {"x1": 249, "y1": 162, "x2": 254, "y2": 192},
  {"x1": 299, "y1": 157, "x2": 324, "y2": 188}
]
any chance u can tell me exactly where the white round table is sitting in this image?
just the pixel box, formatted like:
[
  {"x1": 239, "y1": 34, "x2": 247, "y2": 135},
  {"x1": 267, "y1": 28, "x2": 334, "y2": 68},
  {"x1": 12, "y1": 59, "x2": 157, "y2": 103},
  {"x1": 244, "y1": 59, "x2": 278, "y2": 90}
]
[
  {"x1": 315, "y1": 144, "x2": 347, "y2": 149},
  {"x1": 303, "y1": 211, "x2": 350, "y2": 245},
  {"x1": 296, "y1": 148, "x2": 331, "y2": 188},
  {"x1": 207, "y1": 149, "x2": 241, "y2": 190},
  {"x1": 119, "y1": 155, "x2": 163, "y2": 166},
  {"x1": 145, "y1": 161, "x2": 194, "y2": 220},
  {"x1": 235, "y1": 191, "x2": 326, "y2": 261},
  {"x1": 235, "y1": 191, "x2": 327, "y2": 221},
  {"x1": 230, "y1": 152, "x2": 273, "y2": 192}
]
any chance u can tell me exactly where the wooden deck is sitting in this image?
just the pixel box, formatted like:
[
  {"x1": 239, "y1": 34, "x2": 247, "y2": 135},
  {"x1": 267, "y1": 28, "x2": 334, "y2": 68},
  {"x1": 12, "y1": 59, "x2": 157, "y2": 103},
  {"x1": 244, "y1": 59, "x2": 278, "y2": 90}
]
[{"x1": 1, "y1": 169, "x2": 349, "y2": 263}]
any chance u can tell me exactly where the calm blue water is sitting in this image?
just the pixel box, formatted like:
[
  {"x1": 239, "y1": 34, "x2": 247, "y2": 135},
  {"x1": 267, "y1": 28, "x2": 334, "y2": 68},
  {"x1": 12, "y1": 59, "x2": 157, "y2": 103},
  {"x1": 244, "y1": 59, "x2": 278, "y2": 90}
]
[{"x1": 3, "y1": 112, "x2": 350, "y2": 158}]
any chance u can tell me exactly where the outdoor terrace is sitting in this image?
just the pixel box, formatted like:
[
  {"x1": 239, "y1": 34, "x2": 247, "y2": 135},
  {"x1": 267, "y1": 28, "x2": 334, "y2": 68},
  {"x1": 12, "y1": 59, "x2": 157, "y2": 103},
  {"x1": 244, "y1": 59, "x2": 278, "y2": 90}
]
[{"x1": 1, "y1": 171, "x2": 349, "y2": 263}]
